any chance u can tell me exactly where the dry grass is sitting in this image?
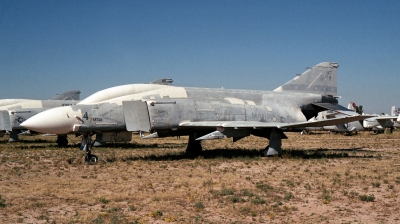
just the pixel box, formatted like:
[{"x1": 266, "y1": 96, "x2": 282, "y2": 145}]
[{"x1": 0, "y1": 130, "x2": 400, "y2": 223}]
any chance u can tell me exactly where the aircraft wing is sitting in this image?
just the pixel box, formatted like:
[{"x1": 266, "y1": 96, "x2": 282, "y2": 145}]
[
  {"x1": 374, "y1": 116, "x2": 398, "y2": 127},
  {"x1": 374, "y1": 116, "x2": 398, "y2": 120},
  {"x1": 179, "y1": 115, "x2": 373, "y2": 130}
]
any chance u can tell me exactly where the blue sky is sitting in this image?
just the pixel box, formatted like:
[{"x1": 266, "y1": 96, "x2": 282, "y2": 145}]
[{"x1": 1, "y1": 0, "x2": 399, "y2": 114}]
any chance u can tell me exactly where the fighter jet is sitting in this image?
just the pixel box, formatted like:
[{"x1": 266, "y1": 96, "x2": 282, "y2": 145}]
[
  {"x1": 21, "y1": 62, "x2": 370, "y2": 162},
  {"x1": 305, "y1": 103, "x2": 399, "y2": 134},
  {"x1": 0, "y1": 90, "x2": 81, "y2": 142},
  {"x1": 353, "y1": 104, "x2": 398, "y2": 133},
  {"x1": 362, "y1": 114, "x2": 398, "y2": 133}
]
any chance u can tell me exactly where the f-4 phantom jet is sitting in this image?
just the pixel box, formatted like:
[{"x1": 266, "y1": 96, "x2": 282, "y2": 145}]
[
  {"x1": 0, "y1": 90, "x2": 81, "y2": 142},
  {"x1": 21, "y1": 62, "x2": 370, "y2": 162}
]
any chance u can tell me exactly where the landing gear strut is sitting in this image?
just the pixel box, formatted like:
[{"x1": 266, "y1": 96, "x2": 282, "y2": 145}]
[
  {"x1": 57, "y1": 135, "x2": 68, "y2": 147},
  {"x1": 186, "y1": 133, "x2": 202, "y2": 155},
  {"x1": 81, "y1": 133, "x2": 98, "y2": 163},
  {"x1": 263, "y1": 129, "x2": 283, "y2": 156},
  {"x1": 8, "y1": 131, "x2": 19, "y2": 142}
]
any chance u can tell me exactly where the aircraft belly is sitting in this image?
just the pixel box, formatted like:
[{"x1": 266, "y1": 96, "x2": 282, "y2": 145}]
[{"x1": 77, "y1": 125, "x2": 126, "y2": 133}]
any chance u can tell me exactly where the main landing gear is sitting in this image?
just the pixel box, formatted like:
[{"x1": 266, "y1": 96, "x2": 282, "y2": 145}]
[
  {"x1": 263, "y1": 129, "x2": 283, "y2": 156},
  {"x1": 57, "y1": 135, "x2": 68, "y2": 147},
  {"x1": 186, "y1": 133, "x2": 203, "y2": 155},
  {"x1": 185, "y1": 129, "x2": 285, "y2": 158},
  {"x1": 81, "y1": 133, "x2": 98, "y2": 163}
]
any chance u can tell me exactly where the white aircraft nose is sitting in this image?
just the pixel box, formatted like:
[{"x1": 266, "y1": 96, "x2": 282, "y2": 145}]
[{"x1": 21, "y1": 106, "x2": 81, "y2": 134}]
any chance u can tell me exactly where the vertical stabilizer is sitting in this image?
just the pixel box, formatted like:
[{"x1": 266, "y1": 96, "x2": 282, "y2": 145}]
[
  {"x1": 348, "y1": 102, "x2": 357, "y2": 111},
  {"x1": 50, "y1": 90, "x2": 81, "y2": 101},
  {"x1": 274, "y1": 62, "x2": 338, "y2": 96},
  {"x1": 391, "y1": 106, "x2": 398, "y2": 116}
]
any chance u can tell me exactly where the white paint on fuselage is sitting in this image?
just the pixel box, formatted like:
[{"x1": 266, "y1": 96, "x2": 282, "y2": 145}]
[
  {"x1": 78, "y1": 84, "x2": 176, "y2": 105},
  {"x1": 0, "y1": 99, "x2": 32, "y2": 107},
  {"x1": 20, "y1": 106, "x2": 83, "y2": 135},
  {"x1": 80, "y1": 85, "x2": 189, "y2": 105},
  {"x1": 0, "y1": 100, "x2": 44, "y2": 111}
]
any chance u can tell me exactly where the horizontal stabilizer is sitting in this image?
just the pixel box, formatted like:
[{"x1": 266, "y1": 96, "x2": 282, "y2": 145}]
[
  {"x1": 312, "y1": 103, "x2": 359, "y2": 116},
  {"x1": 279, "y1": 115, "x2": 373, "y2": 129}
]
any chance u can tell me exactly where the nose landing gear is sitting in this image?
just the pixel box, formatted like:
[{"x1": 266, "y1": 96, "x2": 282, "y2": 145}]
[{"x1": 81, "y1": 133, "x2": 98, "y2": 164}]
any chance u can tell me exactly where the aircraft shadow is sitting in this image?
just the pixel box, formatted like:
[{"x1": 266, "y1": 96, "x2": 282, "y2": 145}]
[
  {"x1": 0, "y1": 139, "x2": 55, "y2": 144},
  {"x1": 119, "y1": 148, "x2": 375, "y2": 162}
]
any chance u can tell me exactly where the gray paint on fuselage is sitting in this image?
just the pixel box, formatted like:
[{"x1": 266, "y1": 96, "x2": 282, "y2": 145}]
[{"x1": 70, "y1": 86, "x2": 338, "y2": 135}]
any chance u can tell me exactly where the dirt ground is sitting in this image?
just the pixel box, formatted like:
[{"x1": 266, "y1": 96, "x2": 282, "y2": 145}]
[{"x1": 0, "y1": 130, "x2": 400, "y2": 223}]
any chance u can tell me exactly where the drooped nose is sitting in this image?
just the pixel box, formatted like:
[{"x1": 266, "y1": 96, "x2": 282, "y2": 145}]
[{"x1": 21, "y1": 106, "x2": 81, "y2": 134}]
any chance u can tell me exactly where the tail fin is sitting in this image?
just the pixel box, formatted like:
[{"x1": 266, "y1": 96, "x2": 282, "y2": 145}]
[
  {"x1": 50, "y1": 90, "x2": 81, "y2": 101},
  {"x1": 348, "y1": 102, "x2": 357, "y2": 111},
  {"x1": 391, "y1": 106, "x2": 398, "y2": 116},
  {"x1": 274, "y1": 62, "x2": 338, "y2": 96}
]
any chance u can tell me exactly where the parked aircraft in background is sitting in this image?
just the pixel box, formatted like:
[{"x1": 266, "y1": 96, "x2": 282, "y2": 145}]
[
  {"x1": 358, "y1": 105, "x2": 398, "y2": 133},
  {"x1": 304, "y1": 103, "x2": 399, "y2": 134},
  {"x1": 363, "y1": 114, "x2": 396, "y2": 133},
  {"x1": 22, "y1": 62, "x2": 370, "y2": 163},
  {"x1": 0, "y1": 90, "x2": 81, "y2": 142},
  {"x1": 392, "y1": 106, "x2": 400, "y2": 128}
]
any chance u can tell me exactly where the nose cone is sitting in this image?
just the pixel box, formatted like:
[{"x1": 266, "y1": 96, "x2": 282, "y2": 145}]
[{"x1": 21, "y1": 106, "x2": 81, "y2": 134}]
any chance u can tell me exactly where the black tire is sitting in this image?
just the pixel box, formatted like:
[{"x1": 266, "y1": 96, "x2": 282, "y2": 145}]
[
  {"x1": 85, "y1": 154, "x2": 99, "y2": 163},
  {"x1": 57, "y1": 136, "x2": 68, "y2": 147}
]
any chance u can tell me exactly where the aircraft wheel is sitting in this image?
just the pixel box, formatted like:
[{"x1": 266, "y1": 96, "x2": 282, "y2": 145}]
[
  {"x1": 57, "y1": 135, "x2": 68, "y2": 147},
  {"x1": 85, "y1": 154, "x2": 98, "y2": 163}
]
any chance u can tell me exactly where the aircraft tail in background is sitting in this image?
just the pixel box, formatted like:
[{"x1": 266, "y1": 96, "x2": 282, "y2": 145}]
[
  {"x1": 391, "y1": 106, "x2": 399, "y2": 116},
  {"x1": 50, "y1": 90, "x2": 81, "y2": 101},
  {"x1": 347, "y1": 102, "x2": 357, "y2": 111}
]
